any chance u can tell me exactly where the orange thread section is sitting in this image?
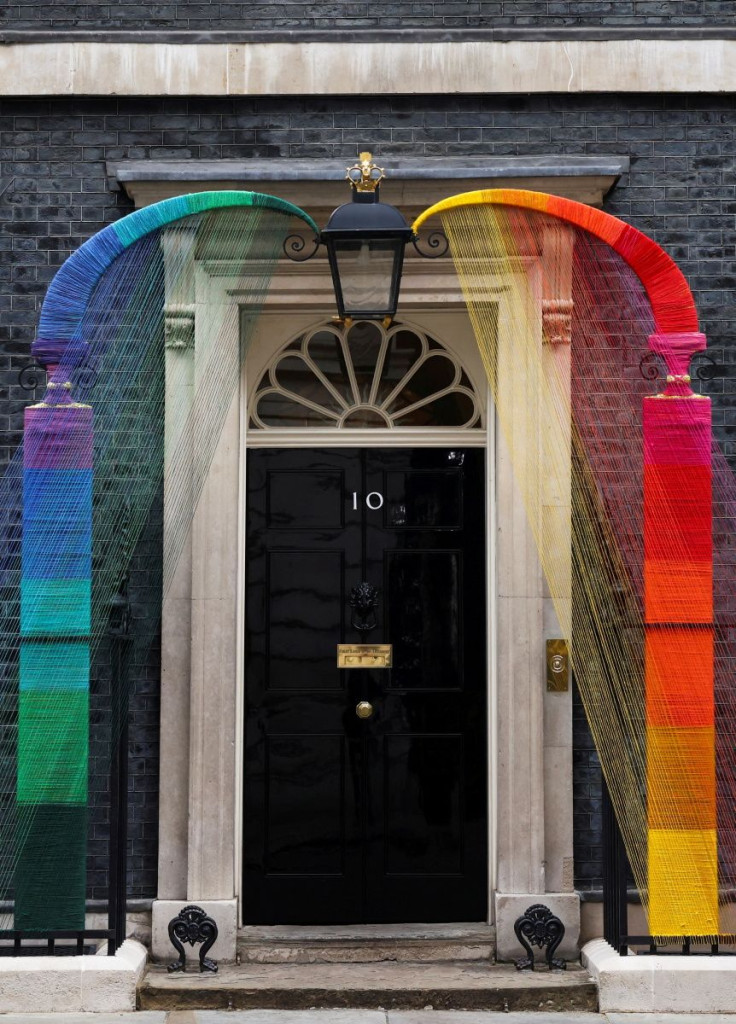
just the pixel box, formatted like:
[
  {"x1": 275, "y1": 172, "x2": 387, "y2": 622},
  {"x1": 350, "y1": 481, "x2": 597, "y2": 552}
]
[
  {"x1": 646, "y1": 629, "x2": 714, "y2": 728},
  {"x1": 644, "y1": 561, "x2": 713, "y2": 624},
  {"x1": 647, "y1": 725, "x2": 716, "y2": 829}
]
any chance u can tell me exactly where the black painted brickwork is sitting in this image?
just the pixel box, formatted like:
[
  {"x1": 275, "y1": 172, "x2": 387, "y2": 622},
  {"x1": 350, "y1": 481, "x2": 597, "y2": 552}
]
[
  {"x1": 2, "y1": 1, "x2": 736, "y2": 30},
  {"x1": 573, "y1": 681, "x2": 602, "y2": 890},
  {"x1": 1, "y1": 92, "x2": 735, "y2": 896}
]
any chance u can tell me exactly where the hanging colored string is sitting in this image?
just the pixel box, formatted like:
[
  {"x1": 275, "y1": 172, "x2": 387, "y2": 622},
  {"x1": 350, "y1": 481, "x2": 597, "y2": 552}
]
[
  {"x1": 0, "y1": 193, "x2": 318, "y2": 932},
  {"x1": 411, "y1": 192, "x2": 731, "y2": 941}
]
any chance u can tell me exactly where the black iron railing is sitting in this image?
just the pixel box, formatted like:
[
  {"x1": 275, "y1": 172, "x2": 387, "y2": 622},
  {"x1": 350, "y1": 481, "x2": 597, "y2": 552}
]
[
  {"x1": 601, "y1": 777, "x2": 628, "y2": 954},
  {"x1": 0, "y1": 929, "x2": 118, "y2": 956},
  {"x1": 602, "y1": 777, "x2": 735, "y2": 956}
]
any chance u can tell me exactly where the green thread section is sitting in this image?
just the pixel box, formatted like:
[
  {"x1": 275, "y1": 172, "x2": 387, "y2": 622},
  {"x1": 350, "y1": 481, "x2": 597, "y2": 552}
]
[
  {"x1": 185, "y1": 189, "x2": 254, "y2": 213},
  {"x1": 20, "y1": 642, "x2": 89, "y2": 692},
  {"x1": 111, "y1": 190, "x2": 319, "y2": 248},
  {"x1": 14, "y1": 805, "x2": 87, "y2": 931},
  {"x1": 20, "y1": 578, "x2": 91, "y2": 637},
  {"x1": 18, "y1": 689, "x2": 88, "y2": 803}
]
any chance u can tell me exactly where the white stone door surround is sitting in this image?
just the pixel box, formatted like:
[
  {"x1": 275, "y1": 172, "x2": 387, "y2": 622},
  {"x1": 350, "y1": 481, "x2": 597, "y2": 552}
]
[{"x1": 149, "y1": 234, "x2": 580, "y2": 962}]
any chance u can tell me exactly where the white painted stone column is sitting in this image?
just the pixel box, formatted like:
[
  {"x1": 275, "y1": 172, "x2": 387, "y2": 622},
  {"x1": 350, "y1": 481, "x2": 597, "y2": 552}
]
[
  {"x1": 540, "y1": 224, "x2": 576, "y2": 900},
  {"x1": 494, "y1": 235, "x2": 580, "y2": 960},
  {"x1": 157, "y1": 228, "x2": 196, "y2": 901},
  {"x1": 152, "y1": 237, "x2": 240, "y2": 962},
  {"x1": 494, "y1": 279, "x2": 547, "y2": 952}
]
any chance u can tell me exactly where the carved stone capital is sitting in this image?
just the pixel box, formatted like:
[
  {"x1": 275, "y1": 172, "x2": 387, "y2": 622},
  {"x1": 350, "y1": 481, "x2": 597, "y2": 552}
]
[
  {"x1": 542, "y1": 298, "x2": 574, "y2": 346},
  {"x1": 165, "y1": 306, "x2": 195, "y2": 350}
]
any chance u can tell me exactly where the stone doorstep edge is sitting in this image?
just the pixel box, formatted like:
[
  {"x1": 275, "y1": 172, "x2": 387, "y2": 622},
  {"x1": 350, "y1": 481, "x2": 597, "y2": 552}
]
[
  {"x1": 0, "y1": 939, "x2": 148, "y2": 1014},
  {"x1": 582, "y1": 937, "x2": 736, "y2": 1014},
  {"x1": 137, "y1": 983, "x2": 599, "y2": 1013}
]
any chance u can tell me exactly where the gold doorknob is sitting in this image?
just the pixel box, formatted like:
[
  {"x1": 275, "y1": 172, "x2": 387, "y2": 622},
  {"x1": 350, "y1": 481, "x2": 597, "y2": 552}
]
[{"x1": 355, "y1": 701, "x2": 374, "y2": 720}]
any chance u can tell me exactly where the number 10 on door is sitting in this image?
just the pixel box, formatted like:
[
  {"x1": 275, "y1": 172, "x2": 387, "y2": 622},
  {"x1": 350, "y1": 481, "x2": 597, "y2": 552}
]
[{"x1": 352, "y1": 492, "x2": 384, "y2": 510}]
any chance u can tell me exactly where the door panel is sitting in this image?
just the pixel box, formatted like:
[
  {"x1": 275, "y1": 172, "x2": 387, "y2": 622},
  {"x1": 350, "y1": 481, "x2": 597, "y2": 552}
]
[
  {"x1": 243, "y1": 448, "x2": 487, "y2": 923},
  {"x1": 386, "y1": 551, "x2": 462, "y2": 690},
  {"x1": 266, "y1": 550, "x2": 345, "y2": 691},
  {"x1": 264, "y1": 734, "x2": 346, "y2": 875}
]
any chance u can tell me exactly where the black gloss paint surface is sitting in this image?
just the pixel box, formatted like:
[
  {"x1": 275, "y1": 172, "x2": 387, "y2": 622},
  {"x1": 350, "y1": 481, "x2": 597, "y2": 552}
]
[{"x1": 243, "y1": 448, "x2": 487, "y2": 924}]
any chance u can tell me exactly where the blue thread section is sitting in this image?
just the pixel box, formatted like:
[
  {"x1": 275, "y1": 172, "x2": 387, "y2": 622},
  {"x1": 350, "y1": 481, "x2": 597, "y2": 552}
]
[
  {"x1": 20, "y1": 578, "x2": 91, "y2": 637},
  {"x1": 22, "y1": 469, "x2": 91, "y2": 579},
  {"x1": 20, "y1": 642, "x2": 90, "y2": 692},
  {"x1": 23, "y1": 469, "x2": 92, "y2": 518},
  {"x1": 112, "y1": 194, "x2": 192, "y2": 247},
  {"x1": 22, "y1": 522, "x2": 91, "y2": 580},
  {"x1": 35, "y1": 190, "x2": 319, "y2": 357},
  {"x1": 37, "y1": 226, "x2": 125, "y2": 342}
]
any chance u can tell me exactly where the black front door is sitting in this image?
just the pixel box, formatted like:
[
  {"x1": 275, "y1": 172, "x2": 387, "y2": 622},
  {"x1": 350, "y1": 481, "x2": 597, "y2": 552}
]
[{"x1": 243, "y1": 448, "x2": 487, "y2": 923}]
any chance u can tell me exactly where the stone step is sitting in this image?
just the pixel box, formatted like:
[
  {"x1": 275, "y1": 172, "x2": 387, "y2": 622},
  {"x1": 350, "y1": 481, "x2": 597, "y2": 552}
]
[
  {"x1": 137, "y1": 960, "x2": 598, "y2": 1012},
  {"x1": 237, "y1": 924, "x2": 495, "y2": 964}
]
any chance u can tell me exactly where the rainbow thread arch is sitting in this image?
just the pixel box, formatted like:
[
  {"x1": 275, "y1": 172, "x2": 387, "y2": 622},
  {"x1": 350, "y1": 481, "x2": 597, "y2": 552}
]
[
  {"x1": 414, "y1": 189, "x2": 715, "y2": 938},
  {"x1": 18, "y1": 184, "x2": 715, "y2": 939},
  {"x1": 18, "y1": 192, "x2": 317, "y2": 930}
]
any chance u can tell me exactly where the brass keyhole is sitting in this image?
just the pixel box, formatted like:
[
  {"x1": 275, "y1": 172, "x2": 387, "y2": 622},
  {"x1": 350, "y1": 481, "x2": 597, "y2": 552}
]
[{"x1": 355, "y1": 701, "x2": 374, "y2": 720}]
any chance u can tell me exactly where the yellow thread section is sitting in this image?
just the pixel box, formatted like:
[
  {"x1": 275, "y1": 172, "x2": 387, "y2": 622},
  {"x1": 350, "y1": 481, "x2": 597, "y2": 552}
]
[
  {"x1": 412, "y1": 188, "x2": 550, "y2": 233},
  {"x1": 649, "y1": 829, "x2": 718, "y2": 936}
]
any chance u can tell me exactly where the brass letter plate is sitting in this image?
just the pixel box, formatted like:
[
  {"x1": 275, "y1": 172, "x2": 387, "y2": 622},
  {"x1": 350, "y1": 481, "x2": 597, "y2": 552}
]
[
  {"x1": 337, "y1": 644, "x2": 393, "y2": 669},
  {"x1": 546, "y1": 639, "x2": 569, "y2": 692}
]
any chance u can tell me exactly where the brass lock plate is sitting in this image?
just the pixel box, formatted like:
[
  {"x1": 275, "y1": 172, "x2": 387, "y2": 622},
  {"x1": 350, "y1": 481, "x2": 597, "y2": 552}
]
[
  {"x1": 546, "y1": 639, "x2": 569, "y2": 692},
  {"x1": 337, "y1": 644, "x2": 392, "y2": 669}
]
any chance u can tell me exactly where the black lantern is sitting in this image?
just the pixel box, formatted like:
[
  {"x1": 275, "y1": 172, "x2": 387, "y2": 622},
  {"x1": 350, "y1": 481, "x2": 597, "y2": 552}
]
[{"x1": 320, "y1": 153, "x2": 413, "y2": 321}]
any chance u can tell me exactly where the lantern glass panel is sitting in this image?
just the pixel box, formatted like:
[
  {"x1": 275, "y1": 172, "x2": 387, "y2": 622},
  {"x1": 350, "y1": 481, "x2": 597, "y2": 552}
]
[{"x1": 332, "y1": 238, "x2": 402, "y2": 316}]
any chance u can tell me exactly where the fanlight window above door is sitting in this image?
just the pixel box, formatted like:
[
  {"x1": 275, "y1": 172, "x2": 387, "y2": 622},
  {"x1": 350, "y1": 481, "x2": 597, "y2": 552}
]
[{"x1": 250, "y1": 320, "x2": 482, "y2": 429}]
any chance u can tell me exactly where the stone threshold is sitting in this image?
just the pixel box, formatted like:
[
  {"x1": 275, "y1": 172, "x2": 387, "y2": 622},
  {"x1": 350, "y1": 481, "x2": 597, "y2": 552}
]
[
  {"x1": 237, "y1": 923, "x2": 495, "y2": 965},
  {"x1": 138, "y1": 959, "x2": 598, "y2": 1012}
]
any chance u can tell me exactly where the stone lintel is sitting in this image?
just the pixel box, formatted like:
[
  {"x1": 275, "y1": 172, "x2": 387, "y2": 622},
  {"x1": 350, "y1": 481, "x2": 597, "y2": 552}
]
[
  {"x1": 110, "y1": 156, "x2": 628, "y2": 213},
  {"x1": 2, "y1": 40, "x2": 736, "y2": 96}
]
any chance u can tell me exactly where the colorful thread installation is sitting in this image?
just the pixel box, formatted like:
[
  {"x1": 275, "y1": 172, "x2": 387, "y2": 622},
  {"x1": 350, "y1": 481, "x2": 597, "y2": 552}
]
[
  {"x1": 5, "y1": 182, "x2": 729, "y2": 941},
  {"x1": 412, "y1": 189, "x2": 724, "y2": 939},
  {"x1": 644, "y1": 335, "x2": 716, "y2": 936},
  {"x1": 18, "y1": 391, "x2": 92, "y2": 929},
  {"x1": 7, "y1": 192, "x2": 318, "y2": 933}
]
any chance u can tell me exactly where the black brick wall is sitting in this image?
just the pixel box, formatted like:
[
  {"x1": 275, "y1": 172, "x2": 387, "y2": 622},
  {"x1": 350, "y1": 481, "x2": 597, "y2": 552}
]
[
  {"x1": 0, "y1": 92, "x2": 735, "y2": 896},
  {"x1": 1, "y1": 1, "x2": 736, "y2": 30},
  {"x1": 573, "y1": 681, "x2": 602, "y2": 890}
]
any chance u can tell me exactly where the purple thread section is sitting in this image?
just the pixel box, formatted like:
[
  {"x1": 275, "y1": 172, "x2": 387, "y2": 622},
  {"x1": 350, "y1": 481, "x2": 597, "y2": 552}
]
[
  {"x1": 31, "y1": 339, "x2": 69, "y2": 371},
  {"x1": 24, "y1": 405, "x2": 93, "y2": 471}
]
